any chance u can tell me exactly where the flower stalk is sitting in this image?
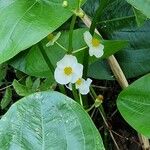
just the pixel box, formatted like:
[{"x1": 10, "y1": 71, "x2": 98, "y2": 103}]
[{"x1": 68, "y1": 15, "x2": 77, "y2": 54}]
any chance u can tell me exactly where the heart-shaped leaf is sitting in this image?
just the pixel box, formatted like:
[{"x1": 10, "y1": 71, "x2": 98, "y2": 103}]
[
  {"x1": 0, "y1": 91, "x2": 105, "y2": 149},
  {"x1": 117, "y1": 74, "x2": 150, "y2": 138}
]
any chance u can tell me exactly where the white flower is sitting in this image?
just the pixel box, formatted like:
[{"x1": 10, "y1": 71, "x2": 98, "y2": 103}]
[
  {"x1": 84, "y1": 31, "x2": 104, "y2": 58},
  {"x1": 75, "y1": 78, "x2": 92, "y2": 95},
  {"x1": 46, "y1": 32, "x2": 61, "y2": 47},
  {"x1": 54, "y1": 55, "x2": 83, "y2": 85}
]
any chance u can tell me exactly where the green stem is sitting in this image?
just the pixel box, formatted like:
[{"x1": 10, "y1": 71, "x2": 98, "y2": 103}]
[
  {"x1": 72, "y1": 85, "x2": 80, "y2": 103},
  {"x1": 38, "y1": 42, "x2": 54, "y2": 73},
  {"x1": 68, "y1": 15, "x2": 77, "y2": 54},
  {"x1": 77, "y1": 0, "x2": 80, "y2": 11},
  {"x1": 38, "y1": 42, "x2": 66, "y2": 94},
  {"x1": 58, "y1": 84, "x2": 66, "y2": 94},
  {"x1": 79, "y1": 93, "x2": 83, "y2": 106},
  {"x1": 72, "y1": 46, "x2": 87, "y2": 54},
  {"x1": 90, "y1": 87, "x2": 106, "y2": 119},
  {"x1": 83, "y1": 48, "x2": 89, "y2": 78},
  {"x1": 56, "y1": 41, "x2": 67, "y2": 51},
  {"x1": 90, "y1": 87, "x2": 120, "y2": 149},
  {"x1": 89, "y1": 0, "x2": 108, "y2": 35}
]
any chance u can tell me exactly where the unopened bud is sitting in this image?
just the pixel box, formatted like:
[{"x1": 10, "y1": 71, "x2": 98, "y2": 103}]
[
  {"x1": 62, "y1": 1, "x2": 68, "y2": 8},
  {"x1": 94, "y1": 95, "x2": 104, "y2": 108},
  {"x1": 74, "y1": 9, "x2": 85, "y2": 18}
]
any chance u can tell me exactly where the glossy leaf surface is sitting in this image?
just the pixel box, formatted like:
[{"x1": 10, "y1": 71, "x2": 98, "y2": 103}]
[
  {"x1": 117, "y1": 74, "x2": 150, "y2": 138},
  {"x1": 0, "y1": 91, "x2": 105, "y2": 149},
  {"x1": 0, "y1": 0, "x2": 82, "y2": 64}
]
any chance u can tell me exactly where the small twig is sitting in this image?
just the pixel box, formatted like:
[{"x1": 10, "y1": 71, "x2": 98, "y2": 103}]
[
  {"x1": 0, "y1": 75, "x2": 27, "y2": 92},
  {"x1": 91, "y1": 84, "x2": 111, "y2": 90},
  {"x1": 99, "y1": 108, "x2": 120, "y2": 150},
  {"x1": 111, "y1": 130, "x2": 141, "y2": 146}
]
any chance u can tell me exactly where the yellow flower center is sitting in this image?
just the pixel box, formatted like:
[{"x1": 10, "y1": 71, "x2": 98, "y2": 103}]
[
  {"x1": 47, "y1": 34, "x2": 54, "y2": 41},
  {"x1": 64, "y1": 67, "x2": 73, "y2": 75},
  {"x1": 92, "y1": 38, "x2": 100, "y2": 47},
  {"x1": 76, "y1": 78, "x2": 82, "y2": 85}
]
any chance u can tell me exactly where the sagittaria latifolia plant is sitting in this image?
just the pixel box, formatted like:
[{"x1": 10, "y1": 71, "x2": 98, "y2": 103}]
[{"x1": 0, "y1": 0, "x2": 150, "y2": 149}]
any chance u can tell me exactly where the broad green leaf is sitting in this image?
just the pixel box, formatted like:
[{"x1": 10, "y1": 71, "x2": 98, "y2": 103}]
[
  {"x1": 117, "y1": 74, "x2": 150, "y2": 138},
  {"x1": 88, "y1": 60, "x2": 114, "y2": 80},
  {"x1": 83, "y1": 0, "x2": 100, "y2": 17},
  {"x1": 97, "y1": 0, "x2": 150, "y2": 79},
  {"x1": 10, "y1": 28, "x2": 127, "y2": 79},
  {"x1": 0, "y1": 0, "x2": 85, "y2": 64},
  {"x1": 13, "y1": 79, "x2": 33, "y2": 96},
  {"x1": 25, "y1": 76, "x2": 33, "y2": 88},
  {"x1": 133, "y1": 8, "x2": 147, "y2": 27},
  {"x1": 0, "y1": 91, "x2": 105, "y2": 149},
  {"x1": 126, "y1": 0, "x2": 150, "y2": 18},
  {"x1": 1, "y1": 88, "x2": 12, "y2": 109},
  {"x1": 32, "y1": 78, "x2": 40, "y2": 90}
]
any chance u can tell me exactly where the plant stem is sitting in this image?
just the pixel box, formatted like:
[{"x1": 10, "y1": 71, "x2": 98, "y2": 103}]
[
  {"x1": 90, "y1": 87, "x2": 120, "y2": 150},
  {"x1": 89, "y1": 0, "x2": 108, "y2": 36},
  {"x1": 58, "y1": 84, "x2": 66, "y2": 94},
  {"x1": 38, "y1": 42, "x2": 66, "y2": 94},
  {"x1": 55, "y1": 41, "x2": 67, "y2": 51},
  {"x1": 72, "y1": 85, "x2": 80, "y2": 103},
  {"x1": 38, "y1": 42, "x2": 54, "y2": 73},
  {"x1": 83, "y1": 48, "x2": 89, "y2": 78},
  {"x1": 68, "y1": 15, "x2": 77, "y2": 54},
  {"x1": 79, "y1": 93, "x2": 83, "y2": 106},
  {"x1": 72, "y1": 46, "x2": 87, "y2": 54},
  {"x1": 83, "y1": 1, "x2": 107, "y2": 77}
]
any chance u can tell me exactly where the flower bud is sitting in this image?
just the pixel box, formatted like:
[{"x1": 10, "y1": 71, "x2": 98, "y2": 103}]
[
  {"x1": 62, "y1": 1, "x2": 68, "y2": 8},
  {"x1": 94, "y1": 95, "x2": 104, "y2": 108}
]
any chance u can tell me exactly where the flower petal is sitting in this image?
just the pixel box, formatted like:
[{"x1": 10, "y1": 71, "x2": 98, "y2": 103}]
[
  {"x1": 75, "y1": 78, "x2": 84, "y2": 89},
  {"x1": 89, "y1": 44, "x2": 104, "y2": 58},
  {"x1": 71, "y1": 63, "x2": 83, "y2": 83},
  {"x1": 84, "y1": 31, "x2": 92, "y2": 47},
  {"x1": 93, "y1": 44, "x2": 104, "y2": 58},
  {"x1": 54, "y1": 67, "x2": 71, "y2": 84},
  {"x1": 57, "y1": 55, "x2": 78, "y2": 69},
  {"x1": 78, "y1": 78, "x2": 92, "y2": 95},
  {"x1": 86, "y1": 78, "x2": 92, "y2": 86},
  {"x1": 89, "y1": 47, "x2": 95, "y2": 56}
]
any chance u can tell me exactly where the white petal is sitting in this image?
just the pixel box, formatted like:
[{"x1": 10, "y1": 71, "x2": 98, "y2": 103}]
[
  {"x1": 78, "y1": 78, "x2": 92, "y2": 95},
  {"x1": 83, "y1": 31, "x2": 92, "y2": 47},
  {"x1": 57, "y1": 55, "x2": 78, "y2": 69},
  {"x1": 71, "y1": 63, "x2": 83, "y2": 83},
  {"x1": 65, "y1": 83, "x2": 72, "y2": 91},
  {"x1": 94, "y1": 44, "x2": 104, "y2": 58},
  {"x1": 79, "y1": 86, "x2": 90, "y2": 95},
  {"x1": 89, "y1": 47, "x2": 95, "y2": 56},
  {"x1": 89, "y1": 44, "x2": 104, "y2": 58},
  {"x1": 75, "y1": 78, "x2": 84, "y2": 89},
  {"x1": 86, "y1": 78, "x2": 92, "y2": 86},
  {"x1": 54, "y1": 67, "x2": 71, "y2": 85}
]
